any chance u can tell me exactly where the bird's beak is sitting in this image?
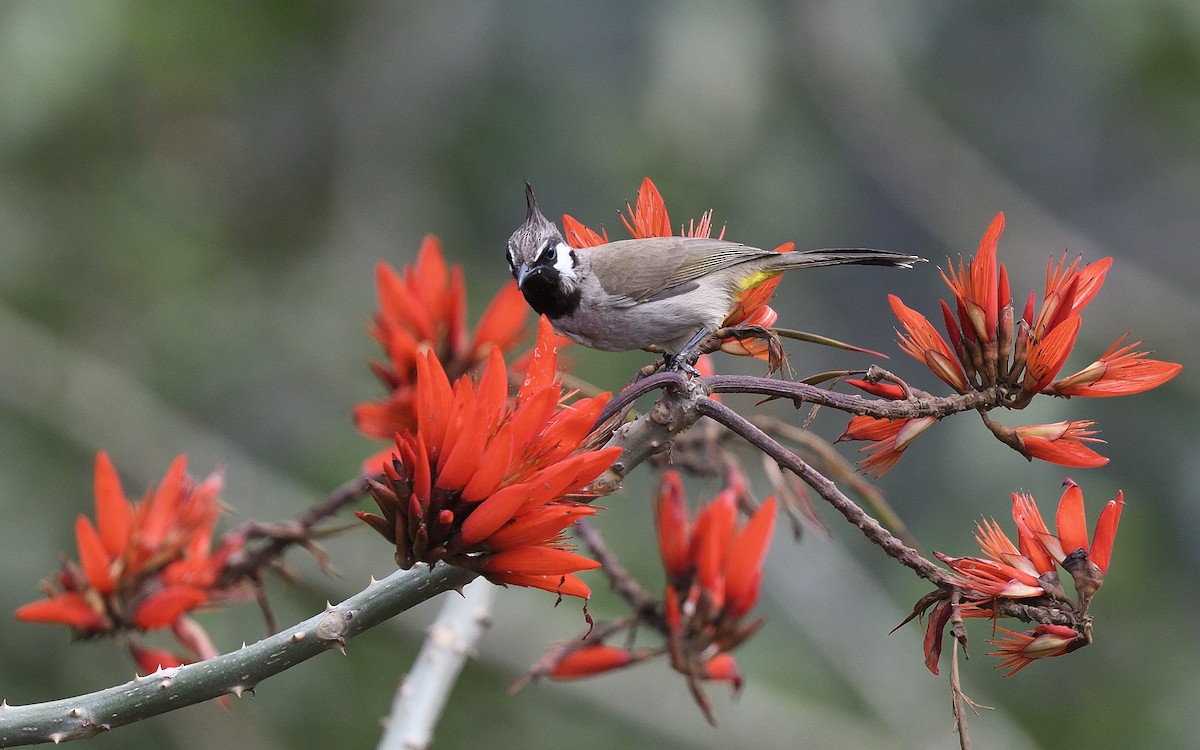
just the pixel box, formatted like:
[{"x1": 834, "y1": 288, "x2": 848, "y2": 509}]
[{"x1": 515, "y1": 263, "x2": 532, "y2": 288}]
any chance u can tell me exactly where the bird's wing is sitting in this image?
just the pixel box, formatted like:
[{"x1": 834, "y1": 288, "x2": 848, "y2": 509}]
[{"x1": 585, "y1": 238, "x2": 769, "y2": 305}]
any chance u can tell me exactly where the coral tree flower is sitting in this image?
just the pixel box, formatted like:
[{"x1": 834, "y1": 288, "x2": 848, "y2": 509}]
[
  {"x1": 923, "y1": 480, "x2": 1122, "y2": 675},
  {"x1": 837, "y1": 414, "x2": 937, "y2": 476},
  {"x1": 655, "y1": 472, "x2": 776, "y2": 707},
  {"x1": 354, "y1": 235, "x2": 528, "y2": 443},
  {"x1": 881, "y1": 212, "x2": 1179, "y2": 469},
  {"x1": 358, "y1": 317, "x2": 622, "y2": 599},
  {"x1": 988, "y1": 624, "x2": 1082, "y2": 677},
  {"x1": 1013, "y1": 420, "x2": 1108, "y2": 468},
  {"x1": 562, "y1": 177, "x2": 789, "y2": 359},
  {"x1": 15, "y1": 452, "x2": 247, "y2": 670}
]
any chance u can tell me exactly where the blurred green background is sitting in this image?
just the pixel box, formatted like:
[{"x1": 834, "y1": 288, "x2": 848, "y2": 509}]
[{"x1": 1, "y1": 2, "x2": 1197, "y2": 748}]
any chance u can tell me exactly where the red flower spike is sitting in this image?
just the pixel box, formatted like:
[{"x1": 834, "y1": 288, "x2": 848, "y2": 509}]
[
  {"x1": 360, "y1": 319, "x2": 619, "y2": 599},
  {"x1": 16, "y1": 452, "x2": 247, "y2": 676},
  {"x1": 355, "y1": 235, "x2": 528, "y2": 446},
  {"x1": 940, "y1": 481, "x2": 1123, "y2": 615},
  {"x1": 550, "y1": 645, "x2": 636, "y2": 680},
  {"x1": 647, "y1": 476, "x2": 776, "y2": 701}
]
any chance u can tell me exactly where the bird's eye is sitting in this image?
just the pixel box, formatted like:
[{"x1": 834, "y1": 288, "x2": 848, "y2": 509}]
[
  {"x1": 537, "y1": 242, "x2": 556, "y2": 264},
  {"x1": 505, "y1": 246, "x2": 516, "y2": 271}
]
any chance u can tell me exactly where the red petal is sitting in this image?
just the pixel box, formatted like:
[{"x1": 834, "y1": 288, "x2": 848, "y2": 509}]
[
  {"x1": 481, "y1": 546, "x2": 600, "y2": 576},
  {"x1": 491, "y1": 572, "x2": 591, "y2": 599},
  {"x1": 93, "y1": 451, "x2": 132, "y2": 558},
  {"x1": 1055, "y1": 479, "x2": 1088, "y2": 558},
  {"x1": 75, "y1": 515, "x2": 114, "y2": 595},
  {"x1": 518, "y1": 318, "x2": 562, "y2": 404},
  {"x1": 562, "y1": 214, "x2": 609, "y2": 248},
  {"x1": 1089, "y1": 491, "x2": 1124, "y2": 573},
  {"x1": 486, "y1": 504, "x2": 595, "y2": 550},
  {"x1": 725, "y1": 497, "x2": 777, "y2": 619},
  {"x1": 471, "y1": 282, "x2": 529, "y2": 359},
  {"x1": 133, "y1": 585, "x2": 208, "y2": 630},
  {"x1": 655, "y1": 472, "x2": 692, "y2": 580},
  {"x1": 140, "y1": 455, "x2": 188, "y2": 553},
  {"x1": 15, "y1": 594, "x2": 107, "y2": 631},
  {"x1": 1025, "y1": 316, "x2": 1082, "y2": 392},
  {"x1": 458, "y1": 484, "x2": 530, "y2": 547},
  {"x1": 460, "y1": 424, "x2": 515, "y2": 502},
  {"x1": 550, "y1": 645, "x2": 635, "y2": 679}
]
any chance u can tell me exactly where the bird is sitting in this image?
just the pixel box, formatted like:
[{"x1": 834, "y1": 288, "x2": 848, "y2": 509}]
[{"x1": 506, "y1": 183, "x2": 922, "y2": 369}]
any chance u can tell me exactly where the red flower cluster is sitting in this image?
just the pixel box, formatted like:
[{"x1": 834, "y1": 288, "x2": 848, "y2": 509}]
[
  {"x1": 354, "y1": 235, "x2": 528, "y2": 446},
  {"x1": 655, "y1": 471, "x2": 776, "y2": 692},
  {"x1": 548, "y1": 471, "x2": 776, "y2": 722},
  {"x1": 358, "y1": 317, "x2": 621, "y2": 598},
  {"x1": 922, "y1": 479, "x2": 1121, "y2": 675},
  {"x1": 562, "y1": 177, "x2": 790, "y2": 359},
  {"x1": 842, "y1": 213, "x2": 1179, "y2": 473},
  {"x1": 15, "y1": 452, "x2": 248, "y2": 673}
]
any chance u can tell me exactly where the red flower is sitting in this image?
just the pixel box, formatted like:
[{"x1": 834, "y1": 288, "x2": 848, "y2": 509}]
[
  {"x1": 940, "y1": 212, "x2": 1005, "y2": 344},
  {"x1": 561, "y1": 177, "x2": 787, "y2": 360},
  {"x1": 655, "y1": 472, "x2": 776, "y2": 695},
  {"x1": 885, "y1": 212, "x2": 1179, "y2": 468},
  {"x1": 549, "y1": 644, "x2": 639, "y2": 680},
  {"x1": 837, "y1": 415, "x2": 936, "y2": 476},
  {"x1": 15, "y1": 452, "x2": 247, "y2": 668},
  {"x1": 354, "y1": 235, "x2": 528, "y2": 443},
  {"x1": 889, "y1": 295, "x2": 970, "y2": 392},
  {"x1": 358, "y1": 317, "x2": 621, "y2": 599},
  {"x1": 1013, "y1": 420, "x2": 1108, "y2": 468},
  {"x1": 945, "y1": 480, "x2": 1121, "y2": 606},
  {"x1": 1048, "y1": 335, "x2": 1182, "y2": 397},
  {"x1": 923, "y1": 481, "x2": 1119, "y2": 675},
  {"x1": 988, "y1": 624, "x2": 1081, "y2": 677}
]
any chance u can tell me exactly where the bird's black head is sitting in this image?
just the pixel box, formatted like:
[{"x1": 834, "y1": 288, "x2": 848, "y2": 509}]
[{"x1": 506, "y1": 183, "x2": 580, "y2": 318}]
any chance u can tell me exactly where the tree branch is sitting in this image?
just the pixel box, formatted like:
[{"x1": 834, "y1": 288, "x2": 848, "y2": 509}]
[
  {"x1": 0, "y1": 564, "x2": 476, "y2": 747},
  {"x1": 702, "y1": 374, "x2": 1001, "y2": 419},
  {"x1": 377, "y1": 578, "x2": 495, "y2": 750},
  {"x1": 697, "y1": 396, "x2": 949, "y2": 585}
]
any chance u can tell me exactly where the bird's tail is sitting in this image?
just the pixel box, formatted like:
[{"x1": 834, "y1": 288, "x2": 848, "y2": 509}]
[{"x1": 770, "y1": 247, "x2": 924, "y2": 270}]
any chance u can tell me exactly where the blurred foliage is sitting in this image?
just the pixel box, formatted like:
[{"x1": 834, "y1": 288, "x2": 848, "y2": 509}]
[{"x1": 1, "y1": 1, "x2": 1198, "y2": 748}]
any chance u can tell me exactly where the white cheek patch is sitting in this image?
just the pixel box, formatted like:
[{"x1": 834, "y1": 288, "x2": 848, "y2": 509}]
[{"x1": 553, "y1": 241, "x2": 577, "y2": 280}]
